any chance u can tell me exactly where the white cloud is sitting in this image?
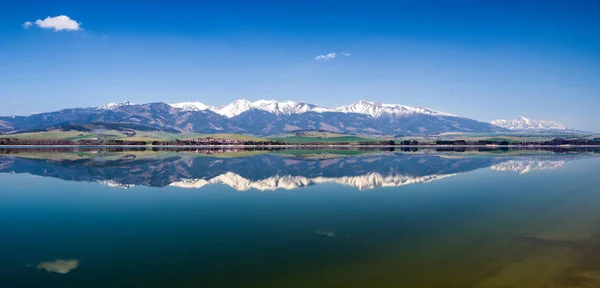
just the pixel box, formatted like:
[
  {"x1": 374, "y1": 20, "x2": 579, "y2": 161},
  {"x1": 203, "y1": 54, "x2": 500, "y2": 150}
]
[
  {"x1": 36, "y1": 259, "x2": 79, "y2": 274},
  {"x1": 315, "y1": 230, "x2": 336, "y2": 237},
  {"x1": 342, "y1": 52, "x2": 351, "y2": 57},
  {"x1": 316, "y1": 52, "x2": 336, "y2": 60},
  {"x1": 24, "y1": 15, "x2": 82, "y2": 31}
]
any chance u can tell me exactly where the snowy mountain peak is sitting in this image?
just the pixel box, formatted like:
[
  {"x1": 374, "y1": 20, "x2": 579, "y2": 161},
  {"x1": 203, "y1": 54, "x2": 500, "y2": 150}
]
[
  {"x1": 335, "y1": 100, "x2": 455, "y2": 117},
  {"x1": 213, "y1": 99, "x2": 254, "y2": 118},
  {"x1": 169, "y1": 99, "x2": 335, "y2": 117},
  {"x1": 491, "y1": 117, "x2": 567, "y2": 131},
  {"x1": 251, "y1": 100, "x2": 334, "y2": 115},
  {"x1": 96, "y1": 101, "x2": 134, "y2": 110},
  {"x1": 167, "y1": 99, "x2": 456, "y2": 118},
  {"x1": 170, "y1": 102, "x2": 210, "y2": 111}
]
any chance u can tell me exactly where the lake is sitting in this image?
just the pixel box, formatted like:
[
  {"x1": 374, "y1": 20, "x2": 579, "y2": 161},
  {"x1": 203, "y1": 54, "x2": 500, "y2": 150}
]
[{"x1": 1, "y1": 147, "x2": 600, "y2": 287}]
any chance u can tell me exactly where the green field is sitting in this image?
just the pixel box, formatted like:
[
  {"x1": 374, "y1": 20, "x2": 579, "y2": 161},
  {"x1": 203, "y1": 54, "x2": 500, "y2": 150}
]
[
  {"x1": 0, "y1": 130, "x2": 104, "y2": 140},
  {"x1": 0, "y1": 130, "x2": 267, "y2": 143},
  {"x1": 1, "y1": 129, "x2": 596, "y2": 145},
  {"x1": 268, "y1": 131, "x2": 377, "y2": 143},
  {"x1": 1, "y1": 129, "x2": 375, "y2": 144}
]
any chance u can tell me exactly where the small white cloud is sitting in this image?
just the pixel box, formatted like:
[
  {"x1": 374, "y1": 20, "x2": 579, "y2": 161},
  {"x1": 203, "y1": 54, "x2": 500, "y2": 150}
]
[
  {"x1": 316, "y1": 52, "x2": 336, "y2": 60},
  {"x1": 315, "y1": 230, "x2": 336, "y2": 237},
  {"x1": 36, "y1": 259, "x2": 79, "y2": 274},
  {"x1": 342, "y1": 52, "x2": 351, "y2": 57},
  {"x1": 24, "y1": 15, "x2": 82, "y2": 31}
]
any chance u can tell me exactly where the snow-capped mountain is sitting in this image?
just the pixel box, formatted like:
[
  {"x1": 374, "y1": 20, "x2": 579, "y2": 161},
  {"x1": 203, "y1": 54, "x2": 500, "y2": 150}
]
[
  {"x1": 96, "y1": 101, "x2": 134, "y2": 110},
  {"x1": 169, "y1": 99, "x2": 334, "y2": 117},
  {"x1": 211, "y1": 99, "x2": 254, "y2": 118},
  {"x1": 251, "y1": 100, "x2": 334, "y2": 115},
  {"x1": 0, "y1": 99, "x2": 509, "y2": 135},
  {"x1": 169, "y1": 172, "x2": 457, "y2": 191},
  {"x1": 169, "y1": 102, "x2": 210, "y2": 111},
  {"x1": 491, "y1": 116, "x2": 567, "y2": 131},
  {"x1": 168, "y1": 99, "x2": 455, "y2": 118},
  {"x1": 334, "y1": 100, "x2": 456, "y2": 117}
]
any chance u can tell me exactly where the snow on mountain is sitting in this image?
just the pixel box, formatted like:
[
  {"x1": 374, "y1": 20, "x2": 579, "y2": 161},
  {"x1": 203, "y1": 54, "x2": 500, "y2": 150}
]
[
  {"x1": 334, "y1": 100, "x2": 456, "y2": 118},
  {"x1": 168, "y1": 100, "x2": 254, "y2": 117},
  {"x1": 96, "y1": 101, "x2": 134, "y2": 110},
  {"x1": 169, "y1": 99, "x2": 334, "y2": 117},
  {"x1": 169, "y1": 172, "x2": 456, "y2": 191},
  {"x1": 251, "y1": 100, "x2": 334, "y2": 115},
  {"x1": 491, "y1": 116, "x2": 567, "y2": 131},
  {"x1": 169, "y1": 102, "x2": 210, "y2": 111},
  {"x1": 168, "y1": 99, "x2": 455, "y2": 118},
  {"x1": 491, "y1": 160, "x2": 566, "y2": 174},
  {"x1": 0, "y1": 119, "x2": 13, "y2": 130},
  {"x1": 210, "y1": 99, "x2": 253, "y2": 118}
]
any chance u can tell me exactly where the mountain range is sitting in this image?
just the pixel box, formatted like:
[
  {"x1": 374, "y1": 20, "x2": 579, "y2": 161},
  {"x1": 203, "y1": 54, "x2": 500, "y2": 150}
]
[{"x1": 0, "y1": 100, "x2": 572, "y2": 136}]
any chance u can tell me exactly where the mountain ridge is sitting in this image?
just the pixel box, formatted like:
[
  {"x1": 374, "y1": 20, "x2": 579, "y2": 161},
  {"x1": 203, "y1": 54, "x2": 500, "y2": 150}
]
[
  {"x1": 0, "y1": 100, "x2": 511, "y2": 136},
  {"x1": 168, "y1": 99, "x2": 454, "y2": 118}
]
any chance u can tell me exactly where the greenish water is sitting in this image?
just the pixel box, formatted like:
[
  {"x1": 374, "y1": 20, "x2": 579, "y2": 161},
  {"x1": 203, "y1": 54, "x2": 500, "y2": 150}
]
[{"x1": 1, "y1": 148, "x2": 600, "y2": 287}]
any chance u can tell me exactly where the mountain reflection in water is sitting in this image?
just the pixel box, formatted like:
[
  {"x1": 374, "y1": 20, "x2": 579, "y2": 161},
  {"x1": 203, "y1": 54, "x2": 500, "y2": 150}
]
[
  {"x1": 0, "y1": 147, "x2": 596, "y2": 190},
  {"x1": 2, "y1": 147, "x2": 600, "y2": 288}
]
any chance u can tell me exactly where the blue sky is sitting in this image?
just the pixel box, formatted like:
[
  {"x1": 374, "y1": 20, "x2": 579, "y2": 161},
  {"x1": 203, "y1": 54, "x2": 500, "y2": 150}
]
[{"x1": 1, "y1": 0, "x2": 599, "y2": 130}]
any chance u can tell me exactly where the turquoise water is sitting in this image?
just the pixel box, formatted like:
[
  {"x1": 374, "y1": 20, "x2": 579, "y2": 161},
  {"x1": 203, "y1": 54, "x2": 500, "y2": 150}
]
[{"x1": 1, "y1": 148, "x2": 600, "y2": 287}]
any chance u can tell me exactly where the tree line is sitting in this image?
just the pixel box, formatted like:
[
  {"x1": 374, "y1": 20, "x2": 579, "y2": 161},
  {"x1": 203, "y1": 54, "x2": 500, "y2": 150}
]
[{"x1": 1, "y1": 137, "x2": 599, "y2": 146}]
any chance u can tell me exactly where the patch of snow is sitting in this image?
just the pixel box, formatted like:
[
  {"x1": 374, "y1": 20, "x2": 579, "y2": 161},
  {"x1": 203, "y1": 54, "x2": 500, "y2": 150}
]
[
  {"x1": 96, "y1": 101, "x2": 134, "y2": 110},
  {"x1": 169, "y1": 102, "x2": 210, "y2": 111}
]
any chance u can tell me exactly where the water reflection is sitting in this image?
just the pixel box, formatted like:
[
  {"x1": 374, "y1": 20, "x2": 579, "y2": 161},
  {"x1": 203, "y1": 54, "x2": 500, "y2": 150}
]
[
  {"x1": 2, "y1": 147, "x2": 600, "y2": 288},
  {"x1": 0, "y1": 147, "x2": 596, "y2": 190},
  {"x1": 36, "y1": 259, "x2": 79, "y2": 274},
  {"x1": 491, "y1": 160, "x2": 567, "y2": 174}
]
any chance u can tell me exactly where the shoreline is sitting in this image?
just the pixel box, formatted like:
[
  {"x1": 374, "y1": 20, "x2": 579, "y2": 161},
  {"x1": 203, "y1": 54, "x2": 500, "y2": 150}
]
[{"x1": 1, "y1": 144, "x2": 600, "y2": 148}]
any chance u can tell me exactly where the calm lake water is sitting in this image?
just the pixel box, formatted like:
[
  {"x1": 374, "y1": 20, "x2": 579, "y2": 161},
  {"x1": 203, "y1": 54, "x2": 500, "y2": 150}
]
[{"x1": 1, "y1": 147, "x2": 600, "y2": 288}]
